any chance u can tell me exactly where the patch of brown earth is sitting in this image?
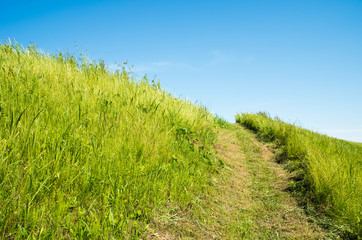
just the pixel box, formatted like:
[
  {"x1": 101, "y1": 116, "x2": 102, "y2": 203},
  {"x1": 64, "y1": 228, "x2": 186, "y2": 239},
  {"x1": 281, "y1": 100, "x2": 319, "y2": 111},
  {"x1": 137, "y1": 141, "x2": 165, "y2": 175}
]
[
  {"x1": 148, "y1": 125, "x2": 328, "y2": 239},
  {"x1": 148, "y1": 127, "x2": 252, "y2": 239}
]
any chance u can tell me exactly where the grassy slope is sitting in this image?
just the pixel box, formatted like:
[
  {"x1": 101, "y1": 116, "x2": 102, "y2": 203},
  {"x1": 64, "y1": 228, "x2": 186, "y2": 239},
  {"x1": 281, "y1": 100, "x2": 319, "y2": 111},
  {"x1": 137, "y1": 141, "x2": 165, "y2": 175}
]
[
  {"x1": 236, "y1": 112, "x2": 362, "y2": 237},
  {"x1": 0, "y1": 43, "x2": 224, "y2": 239},
  {"x1": 1, "y1": 41, "x2": 358, "y2": 239}
]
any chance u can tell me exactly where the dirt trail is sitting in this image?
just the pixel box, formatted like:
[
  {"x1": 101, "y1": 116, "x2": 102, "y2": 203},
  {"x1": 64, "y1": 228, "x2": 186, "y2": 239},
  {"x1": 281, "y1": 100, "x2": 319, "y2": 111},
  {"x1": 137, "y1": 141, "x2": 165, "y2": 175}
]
[
  {"x1": 213, "y1": 124, "x2": 327, "y2": 239},
  {"x1": 150, "y1": 124, "x2": 329, "y2": 239}
]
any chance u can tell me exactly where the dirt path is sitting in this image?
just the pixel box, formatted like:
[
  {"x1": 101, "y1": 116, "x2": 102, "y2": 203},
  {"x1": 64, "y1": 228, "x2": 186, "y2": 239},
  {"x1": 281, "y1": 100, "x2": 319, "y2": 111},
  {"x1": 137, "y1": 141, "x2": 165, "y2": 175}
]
[
  {"x1": 212, "y1": 124, "x2": 328, "y2": 239},
  {"x1": 150, "y1": 124, "x2": 330, "y2": 239}
]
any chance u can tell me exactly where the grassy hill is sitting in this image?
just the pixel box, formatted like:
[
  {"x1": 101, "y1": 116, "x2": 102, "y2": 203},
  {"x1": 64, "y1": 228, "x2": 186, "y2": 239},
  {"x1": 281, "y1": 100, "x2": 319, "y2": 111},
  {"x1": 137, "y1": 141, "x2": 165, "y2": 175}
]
[
  {"x1": 237, "y1": 112, "x2": 362, "y2": 237},
  {"x1": 0, "y1": 42, "x2": 224, "y2": 238},
  {"x1": 1, "y1": 42, "x2": 361, "y2": 238}
]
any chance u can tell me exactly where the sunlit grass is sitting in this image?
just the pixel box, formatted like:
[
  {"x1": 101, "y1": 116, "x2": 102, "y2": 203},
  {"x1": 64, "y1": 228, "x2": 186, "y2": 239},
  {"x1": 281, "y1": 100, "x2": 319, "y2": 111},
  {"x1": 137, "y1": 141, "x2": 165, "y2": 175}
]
[
  {"x1": 0, "y1": 41, "x2": 223, "y2": 238},
  {"x1": 236, "y1": 112, "x2": 362, "y2": 237}
]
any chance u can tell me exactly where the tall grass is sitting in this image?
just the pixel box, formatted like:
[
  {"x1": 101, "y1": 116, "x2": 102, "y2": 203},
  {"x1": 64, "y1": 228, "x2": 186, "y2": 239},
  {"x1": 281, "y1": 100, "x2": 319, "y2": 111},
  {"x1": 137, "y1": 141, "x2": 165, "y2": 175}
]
[
  {"x1": 0, "y1": 42, "x2": 223, "y2": 238},
  {"x1": 236, "y1": 112, "x2": 362, "y2": 237}
]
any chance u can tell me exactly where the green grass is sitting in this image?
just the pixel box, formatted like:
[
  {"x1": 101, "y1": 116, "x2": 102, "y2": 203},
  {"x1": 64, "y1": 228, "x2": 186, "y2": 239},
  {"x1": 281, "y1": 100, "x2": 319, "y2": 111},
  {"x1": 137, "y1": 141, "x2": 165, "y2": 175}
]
[
  {"x1": 0, "y1": 42, "x2": 224, "y2": 239},
  {"x1": 2, "y1": 40, "x2": 359, "y2": 239},
  {"x1": 236, "y1": 112, "x2": 362, "y2": 237}
]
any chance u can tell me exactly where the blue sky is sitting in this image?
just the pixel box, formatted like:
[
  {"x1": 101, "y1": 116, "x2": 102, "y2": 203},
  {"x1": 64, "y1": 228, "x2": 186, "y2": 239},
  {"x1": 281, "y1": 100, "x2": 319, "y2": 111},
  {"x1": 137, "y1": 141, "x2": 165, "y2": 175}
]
[{"x1": 1, "y1": 0, "x2": 362, "y2": 142}]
